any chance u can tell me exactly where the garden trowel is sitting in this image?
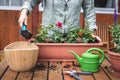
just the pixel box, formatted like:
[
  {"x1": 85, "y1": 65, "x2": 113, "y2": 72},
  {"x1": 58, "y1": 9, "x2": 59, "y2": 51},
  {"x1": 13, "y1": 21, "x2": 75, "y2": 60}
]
[{"x1": 20, "y1": 25, "x2": 32, "y2": 39}]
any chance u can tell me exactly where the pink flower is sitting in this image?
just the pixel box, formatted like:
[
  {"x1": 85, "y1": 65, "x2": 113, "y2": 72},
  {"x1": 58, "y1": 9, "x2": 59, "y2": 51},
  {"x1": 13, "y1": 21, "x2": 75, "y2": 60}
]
[
  {"x1": 56, "y1": 22, "x2": 62, "y2": 28},
  {"x1": 78, "y1": 32, "x2": 83, "y2": 36}
]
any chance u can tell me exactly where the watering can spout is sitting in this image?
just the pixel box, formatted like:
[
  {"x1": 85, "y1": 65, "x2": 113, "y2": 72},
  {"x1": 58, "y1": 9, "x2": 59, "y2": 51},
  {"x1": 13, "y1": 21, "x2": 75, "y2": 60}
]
[{"x1": 68, "y1": 50, "x2": 82, "y2": 64}]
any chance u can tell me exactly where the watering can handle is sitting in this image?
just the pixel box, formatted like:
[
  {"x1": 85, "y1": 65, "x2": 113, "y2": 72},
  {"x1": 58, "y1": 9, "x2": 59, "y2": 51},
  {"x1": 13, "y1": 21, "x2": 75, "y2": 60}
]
[{"x1": 86, "y1": 48, "x2": 105, "y2": 65}]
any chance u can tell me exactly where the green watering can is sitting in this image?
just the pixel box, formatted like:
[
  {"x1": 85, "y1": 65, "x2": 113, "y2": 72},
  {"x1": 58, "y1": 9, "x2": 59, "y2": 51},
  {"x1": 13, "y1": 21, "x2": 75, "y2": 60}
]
[{"x1": 68, "y1": 48, "x2": 105, "y2": 72}]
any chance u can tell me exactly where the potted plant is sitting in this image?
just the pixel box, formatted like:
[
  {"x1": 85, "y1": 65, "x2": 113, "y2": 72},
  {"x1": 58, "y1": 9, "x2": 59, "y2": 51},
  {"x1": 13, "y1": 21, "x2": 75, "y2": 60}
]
[
  {"x1": 32, "y1": 22, "x2": 103, "y2": 61},
  {"x1": 107, "y1": 24, "x2": 120, "y2": 73}
]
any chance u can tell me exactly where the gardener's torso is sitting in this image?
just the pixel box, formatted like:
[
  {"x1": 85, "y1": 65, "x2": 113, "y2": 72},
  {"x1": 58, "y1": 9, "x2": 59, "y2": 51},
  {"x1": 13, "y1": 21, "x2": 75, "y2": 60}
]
[{"x1": 42, "y1": 0, "x2": 83, "y2": 33}]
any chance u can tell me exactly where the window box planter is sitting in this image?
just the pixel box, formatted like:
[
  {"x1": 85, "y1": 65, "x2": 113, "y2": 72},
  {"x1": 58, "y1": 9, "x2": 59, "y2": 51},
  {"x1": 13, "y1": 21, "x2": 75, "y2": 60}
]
[{"x1": 36, "y1": 37, "x2": 103, "y2": 61}]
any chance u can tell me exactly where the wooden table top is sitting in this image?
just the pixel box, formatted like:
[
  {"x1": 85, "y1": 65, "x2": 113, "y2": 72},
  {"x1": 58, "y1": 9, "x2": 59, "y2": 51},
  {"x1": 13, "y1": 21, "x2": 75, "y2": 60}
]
[{"x1": 0, "y1": 54, "x2": 120, "y2": 80}]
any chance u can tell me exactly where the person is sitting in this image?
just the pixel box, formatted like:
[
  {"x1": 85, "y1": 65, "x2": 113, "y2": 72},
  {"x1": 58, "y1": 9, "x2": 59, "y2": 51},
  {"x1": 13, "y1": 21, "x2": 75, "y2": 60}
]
[{"x1": 18, "y1": 0, "x2": 97, "y2": 37}]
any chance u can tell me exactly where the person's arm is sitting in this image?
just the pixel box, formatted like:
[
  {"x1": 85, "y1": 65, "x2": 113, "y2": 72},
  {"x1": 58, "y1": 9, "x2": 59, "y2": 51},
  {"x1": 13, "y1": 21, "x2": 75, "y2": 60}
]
[
  {"x1": 18, "y1": 0, "x2": 41, "y2": 27},
  {"x1": 82, "y1": 0, "x2": 97, "y2": 32},
  {"x1": 22, "y1": 0, "x2": 41, "y2": 14}
]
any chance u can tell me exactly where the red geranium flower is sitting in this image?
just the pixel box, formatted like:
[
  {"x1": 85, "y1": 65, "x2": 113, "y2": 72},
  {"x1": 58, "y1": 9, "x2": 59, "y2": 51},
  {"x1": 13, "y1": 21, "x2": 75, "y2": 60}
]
[
  {"x1": 78, "y1": 32, "x2": 83, "y2": 36},
  {"x1": 56, "y1": 22, "x2": 62, "y2": 28}
]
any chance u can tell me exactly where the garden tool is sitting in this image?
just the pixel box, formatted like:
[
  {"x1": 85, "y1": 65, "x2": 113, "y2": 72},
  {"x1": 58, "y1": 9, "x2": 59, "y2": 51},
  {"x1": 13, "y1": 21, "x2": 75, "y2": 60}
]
[
  {"x1": 64, "y1": 70, "x2": 93, "y2": 75},
  {"x1": 68, "y1": 48, "x2": 105, "y2": 72},
  {"x1": 20, "y1": 25, "x2": 32, "y2": 39},
  {"x1": 64, "y1": 70, "x2": 83, "y2": 80}
]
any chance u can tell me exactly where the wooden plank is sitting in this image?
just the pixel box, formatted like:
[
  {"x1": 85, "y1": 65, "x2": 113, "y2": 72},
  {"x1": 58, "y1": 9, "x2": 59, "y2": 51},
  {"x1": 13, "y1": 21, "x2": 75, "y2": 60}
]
[
  {"x1": 33, "y1": 62, "x2": 48, "y2": 80},
  {"x1": 105, "y1": 54, "x2": 110, "y2": 61},
  {"x1": 62, "y1": 61, "x2": 75, "y2": 80},
  {"x1": 16, "y1": 69, "x2": 34, "y2": 80},
  {"x1": 93, "y1": 67, "x2": 110, "y2": 80},
  {"x1": 74, "y1": 62, "x2": 94, "y2": 80},
  {"x1": 0, "y1": 59, "x2": 8, "y2": 78},
  {"x1": 0, "y1": 58, "x2": 120, "y2": 80},
  {"x1": 48, "y1": 62, "x2": 62, "y2": 80},
  {"x1": 101, "y1": 59, "x2": 120, "y2": 80},
  {"x1": 1, "y1": 68, "x2": 18, "y2": 80}
]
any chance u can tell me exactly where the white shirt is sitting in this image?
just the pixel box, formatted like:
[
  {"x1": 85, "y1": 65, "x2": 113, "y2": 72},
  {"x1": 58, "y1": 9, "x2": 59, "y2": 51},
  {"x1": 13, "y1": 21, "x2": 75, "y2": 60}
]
[{"x1": 22, "y1": 0, "x2": 97, "y2": 34}]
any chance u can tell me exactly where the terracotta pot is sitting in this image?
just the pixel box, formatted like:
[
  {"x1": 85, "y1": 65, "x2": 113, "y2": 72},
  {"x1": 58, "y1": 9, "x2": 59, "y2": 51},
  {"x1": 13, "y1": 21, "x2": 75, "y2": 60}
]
[
  {"x1": 4, "y1": 41, "x2": 39, "y2": 72},
  {"x1": 36, "y1": 37, "x2": 103, "y2": 61},
  {"x1": 107, "y1": 48, "x2": 120, "y2": 73}
]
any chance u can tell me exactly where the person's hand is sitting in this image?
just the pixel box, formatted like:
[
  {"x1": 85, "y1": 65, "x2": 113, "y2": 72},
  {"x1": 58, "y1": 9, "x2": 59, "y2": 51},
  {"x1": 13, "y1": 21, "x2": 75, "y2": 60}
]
[
  {"x1": 29, "y1": 38, "x2": 35, "y2": 43},
  {"x1": 18, "y1": 9, "x2": 28, "y2": 27},
  {"x1": 92, "y1": 33, "x2": 102, "y2": 42}
]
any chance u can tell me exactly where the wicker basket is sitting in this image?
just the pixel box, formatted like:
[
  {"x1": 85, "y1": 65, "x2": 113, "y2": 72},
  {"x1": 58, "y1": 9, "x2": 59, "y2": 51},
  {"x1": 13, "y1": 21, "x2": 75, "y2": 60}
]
[{"x1": 4, "y1": 41, "x2": 39, "y2": 71}]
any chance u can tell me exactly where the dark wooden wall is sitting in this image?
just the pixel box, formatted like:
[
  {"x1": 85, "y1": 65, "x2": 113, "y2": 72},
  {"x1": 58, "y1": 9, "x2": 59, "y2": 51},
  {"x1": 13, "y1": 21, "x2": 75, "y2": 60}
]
[
  {"x1": 0, "y1": 10, "x2": 32, "y2": 50},
  {"x1": 0, "y1": 9, "x2": 119, "y2": 50}
]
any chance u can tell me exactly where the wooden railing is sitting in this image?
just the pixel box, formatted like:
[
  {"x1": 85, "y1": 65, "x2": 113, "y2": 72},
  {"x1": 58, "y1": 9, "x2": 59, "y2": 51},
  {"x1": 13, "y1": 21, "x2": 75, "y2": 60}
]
[
  {"x1": 95, "y1": 23, "x2": 109, "y2": 44},
  {"x1": 94, "y1": 23, "x2": 109, "y2": 51}
]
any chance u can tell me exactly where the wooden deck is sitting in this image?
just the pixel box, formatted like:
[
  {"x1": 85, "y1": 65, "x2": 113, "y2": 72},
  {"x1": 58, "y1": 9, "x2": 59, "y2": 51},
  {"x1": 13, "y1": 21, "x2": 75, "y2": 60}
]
[{"x1": 0, "y1": 54, "x2": 120, "y2": 80}]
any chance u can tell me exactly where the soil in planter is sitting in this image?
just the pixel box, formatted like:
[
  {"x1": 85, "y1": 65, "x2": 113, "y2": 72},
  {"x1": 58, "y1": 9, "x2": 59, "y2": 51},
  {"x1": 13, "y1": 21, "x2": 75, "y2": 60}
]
[
  {"x1": 109, "y1": 48, "x2": 120, "y2": 53},
  {"x1": 88, "y1": 39, "x2": 99, "y2": 43}
]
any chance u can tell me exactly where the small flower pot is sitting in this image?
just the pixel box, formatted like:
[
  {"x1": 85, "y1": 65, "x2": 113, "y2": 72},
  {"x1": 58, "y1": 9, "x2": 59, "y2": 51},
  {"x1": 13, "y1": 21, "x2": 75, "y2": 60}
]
[
  {"x1": 4, "y1": 41, "x2": 39, "y2": 72},
  {"x1": 107, "y1": 48, "x2": 120, "y2": 73}
]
